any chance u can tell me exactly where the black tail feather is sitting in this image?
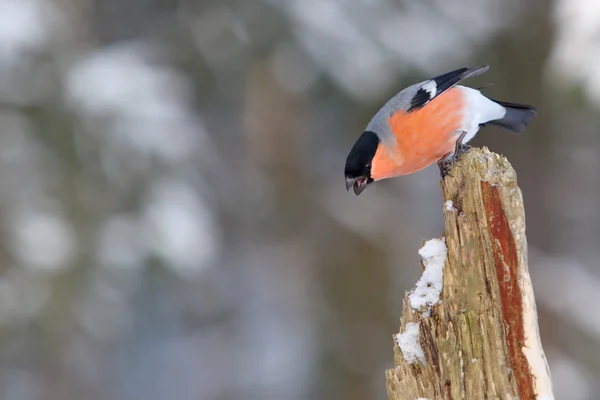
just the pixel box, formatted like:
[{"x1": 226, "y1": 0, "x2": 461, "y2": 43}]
[{"x1": 485, "y1": 98, "x2": 537, "y2": 134}]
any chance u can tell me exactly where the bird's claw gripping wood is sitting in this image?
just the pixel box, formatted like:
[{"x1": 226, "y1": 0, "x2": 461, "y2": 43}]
[
  {"x1": 438, "y1": 131, "x2": 470, "y2": 178},
  {"x1": 437, "y1": 156, "x2": 454, "y2": 178},
  {"x1": 456, "y1": 143, "x2": 472, "y2": 157},
  {"x1": 452, "y1": 131, "x2": 469, "y2": 161}
]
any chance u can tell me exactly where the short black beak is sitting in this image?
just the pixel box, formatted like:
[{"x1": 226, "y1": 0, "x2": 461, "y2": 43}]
[{"x1": 345, "y1": 177, "x2": 368, "y2": 196}]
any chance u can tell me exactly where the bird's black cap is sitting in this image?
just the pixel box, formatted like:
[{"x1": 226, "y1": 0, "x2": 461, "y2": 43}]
[
  {"x1": 345, "y1": 131, "x2": 379, "y2": 179},
  {"x1": 344, "y1": 131, "x2": 379, "y2": 195}
]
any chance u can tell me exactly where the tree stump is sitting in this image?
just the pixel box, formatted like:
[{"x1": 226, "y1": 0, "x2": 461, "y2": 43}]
[{"x1": 385, "y1": 147, "x2": 554, "y2": 400}]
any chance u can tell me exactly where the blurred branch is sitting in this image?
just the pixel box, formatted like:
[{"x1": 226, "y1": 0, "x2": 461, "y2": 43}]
[{"x1": 385, "y1": 148, "x2": 554, "y2": 399}]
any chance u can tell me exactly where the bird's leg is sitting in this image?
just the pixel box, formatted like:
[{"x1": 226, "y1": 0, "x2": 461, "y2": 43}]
[
  {"x1": 452, "y1": 131, "x2": 470, "y2": 162},
  {"x1": 438, "y1": 131, "x2": 470, "y2": 178}
]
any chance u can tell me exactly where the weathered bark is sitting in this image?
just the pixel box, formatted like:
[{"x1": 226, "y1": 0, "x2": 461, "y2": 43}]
[{"x1": 385, "y1": 148, "x2": 554, "y2": 400}]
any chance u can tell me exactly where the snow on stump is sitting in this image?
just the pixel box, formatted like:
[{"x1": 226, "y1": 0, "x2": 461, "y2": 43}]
[{"x1": 385, "y1": 147, "x2": 554, "y2": 400}]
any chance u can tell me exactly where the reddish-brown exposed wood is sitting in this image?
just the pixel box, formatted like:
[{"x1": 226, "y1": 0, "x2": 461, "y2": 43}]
[{"x1": 482, "y1": 181, "x2": 534, "y2": 400}]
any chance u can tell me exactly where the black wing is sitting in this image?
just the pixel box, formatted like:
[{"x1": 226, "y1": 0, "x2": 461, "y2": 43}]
[{"x1": 408, "y1": 65, "x2": 489, "y2": 112}]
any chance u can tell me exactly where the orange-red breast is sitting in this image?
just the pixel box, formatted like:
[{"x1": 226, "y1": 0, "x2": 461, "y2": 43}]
[{"x1": 344, "y1": 65, "x2": 536, "y2": 195}]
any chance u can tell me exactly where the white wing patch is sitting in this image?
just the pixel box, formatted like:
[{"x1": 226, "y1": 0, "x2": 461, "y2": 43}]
[{"x1": 422, "y1": 81, "x2": 437, "y2": 98}]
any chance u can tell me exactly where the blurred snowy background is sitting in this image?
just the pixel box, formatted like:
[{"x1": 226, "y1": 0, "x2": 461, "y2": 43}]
[{"x1": 0, "y1": 0, "x2": 597, "y2": 399}]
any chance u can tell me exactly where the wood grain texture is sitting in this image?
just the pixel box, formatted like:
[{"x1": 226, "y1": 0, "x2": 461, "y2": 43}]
[{"x1": 385, "y1": 147, "x2": 553, "y2": 400}]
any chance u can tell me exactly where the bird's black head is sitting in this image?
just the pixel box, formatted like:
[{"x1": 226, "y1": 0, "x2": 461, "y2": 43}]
[{"x1": 344, "y1": 130, "x2": 379, "y2": 196}]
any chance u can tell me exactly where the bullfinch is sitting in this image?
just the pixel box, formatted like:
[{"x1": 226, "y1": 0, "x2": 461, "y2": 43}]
[{"x1": 344, "y1": 65, "x2": 536, "y2": 195}]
